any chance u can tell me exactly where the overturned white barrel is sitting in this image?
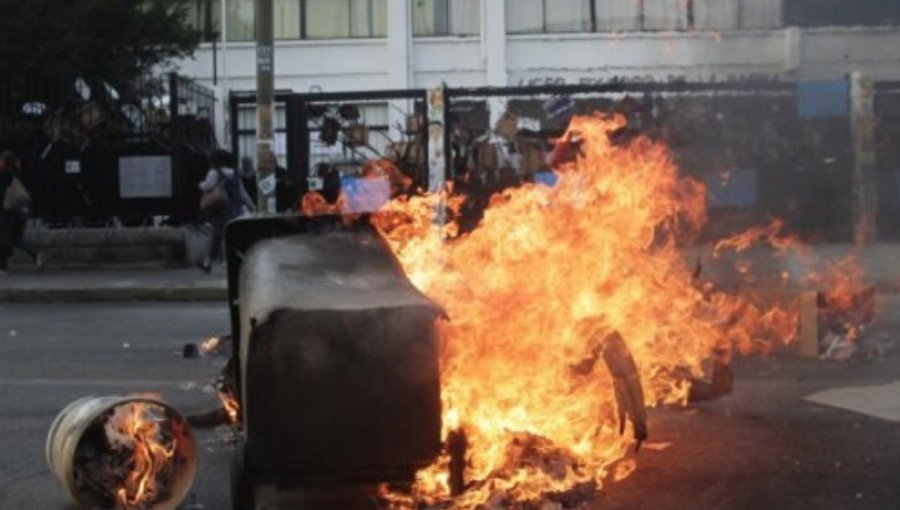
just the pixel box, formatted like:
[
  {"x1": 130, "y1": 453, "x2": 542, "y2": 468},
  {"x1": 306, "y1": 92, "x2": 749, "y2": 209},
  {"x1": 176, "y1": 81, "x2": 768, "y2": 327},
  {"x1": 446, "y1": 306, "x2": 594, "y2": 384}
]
[{"x1": 46, "y1": 396, "x2": 197, "y2": 510}]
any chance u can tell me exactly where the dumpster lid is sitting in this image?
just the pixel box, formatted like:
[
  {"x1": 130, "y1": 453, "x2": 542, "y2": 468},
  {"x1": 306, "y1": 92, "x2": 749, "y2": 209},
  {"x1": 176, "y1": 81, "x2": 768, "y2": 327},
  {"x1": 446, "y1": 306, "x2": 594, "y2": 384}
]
[{"x1": 239, "y1": 228, "x2": 440, "y2": 317}]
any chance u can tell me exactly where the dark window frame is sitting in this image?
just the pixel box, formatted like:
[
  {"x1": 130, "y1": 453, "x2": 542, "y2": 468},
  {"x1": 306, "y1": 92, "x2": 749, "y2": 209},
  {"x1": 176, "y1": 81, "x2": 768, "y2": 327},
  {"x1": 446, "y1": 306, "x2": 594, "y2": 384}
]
[
  {"x1": 505, "y1": 0, "x2": 786, "y2": 35},
  {"x1": 412, "y1": 0, "x2": 480, "y2": 37},
  {"x1": 191, "y1": 0, "x2": 388, "y2": 42}
]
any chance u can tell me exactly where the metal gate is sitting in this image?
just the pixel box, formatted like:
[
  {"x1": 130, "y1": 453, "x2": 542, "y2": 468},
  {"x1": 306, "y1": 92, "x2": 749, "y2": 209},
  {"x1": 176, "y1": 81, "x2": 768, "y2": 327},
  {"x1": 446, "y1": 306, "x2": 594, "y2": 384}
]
[
  {"x1": 231, "y1": 89, "x2": 429, "y2": 213},
  {"x1": 442, "y1": 81, "x2": 860, "y2": 242},
  {"x1": 2, "y1": 73, "x2": 217, "y2": 225}
]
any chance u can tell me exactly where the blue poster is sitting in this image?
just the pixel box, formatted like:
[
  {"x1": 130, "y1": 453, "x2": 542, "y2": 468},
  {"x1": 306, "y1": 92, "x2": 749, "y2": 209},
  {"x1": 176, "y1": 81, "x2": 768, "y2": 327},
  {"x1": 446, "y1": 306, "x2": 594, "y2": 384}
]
[
  {"x1": 706, "y1": 169, "x2": 757, "y2": 208},
  {"x1": 797, "y1": 80, "x2": 849, "y2": 118},
  {"x1": 340, "y1": 177, "x2": 390, "y2": 213}
]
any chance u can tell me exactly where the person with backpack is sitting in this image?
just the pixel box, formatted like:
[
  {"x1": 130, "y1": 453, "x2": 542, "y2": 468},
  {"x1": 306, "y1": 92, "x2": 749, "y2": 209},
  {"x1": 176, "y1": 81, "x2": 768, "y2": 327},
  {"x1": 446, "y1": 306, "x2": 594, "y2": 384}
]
[{"x1": 197, "y1": 150, "x2": 255, "y2": 273}]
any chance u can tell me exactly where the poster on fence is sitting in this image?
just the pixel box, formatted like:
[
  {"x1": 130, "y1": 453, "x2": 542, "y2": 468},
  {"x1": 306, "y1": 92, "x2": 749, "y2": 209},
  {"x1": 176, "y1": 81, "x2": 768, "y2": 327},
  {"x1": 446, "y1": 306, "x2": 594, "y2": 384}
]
[{"x1": 118, "y1": 155, "x2": 172, "y2": 199}]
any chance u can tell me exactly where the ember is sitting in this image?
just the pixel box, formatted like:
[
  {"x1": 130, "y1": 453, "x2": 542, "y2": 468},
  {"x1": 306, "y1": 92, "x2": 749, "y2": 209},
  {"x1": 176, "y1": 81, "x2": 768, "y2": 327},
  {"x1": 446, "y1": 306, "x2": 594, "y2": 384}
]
[
  {"x1": 199, "y1": 336, "x2": 221, "y2": 355},
  {"x1": 365, "y1": 114, "x2": 799, "y2": 509},
  {"x1": 218, "y1": 390, "x2": 240, "y2": 425}
]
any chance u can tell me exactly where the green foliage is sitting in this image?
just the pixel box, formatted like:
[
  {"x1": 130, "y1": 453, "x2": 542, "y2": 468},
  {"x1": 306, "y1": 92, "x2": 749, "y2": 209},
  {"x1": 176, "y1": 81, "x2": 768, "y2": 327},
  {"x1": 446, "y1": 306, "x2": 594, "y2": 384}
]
[{"x1": 0, "y1": 0, "x2": 203, "y2": 89}]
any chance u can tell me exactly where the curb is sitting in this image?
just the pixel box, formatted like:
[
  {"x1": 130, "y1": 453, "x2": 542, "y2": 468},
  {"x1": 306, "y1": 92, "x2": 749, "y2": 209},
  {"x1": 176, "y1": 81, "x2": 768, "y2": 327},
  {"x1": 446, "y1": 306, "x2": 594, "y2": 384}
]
[{"x1": 0, "y1": 287, "x2": 228, "y2": 303}]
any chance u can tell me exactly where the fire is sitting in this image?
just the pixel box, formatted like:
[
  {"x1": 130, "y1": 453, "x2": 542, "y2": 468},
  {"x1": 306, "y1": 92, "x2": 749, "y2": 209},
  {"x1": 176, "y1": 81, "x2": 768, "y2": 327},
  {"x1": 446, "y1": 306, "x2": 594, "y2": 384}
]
[
  {"x1": 712, "y1": 218, "x2": 799, "y2": 257},
  {"x1": 366, "y1": 114, "x2": 797, "y2": 508},
  {"x1": 199, "y1": 336, "x2": 220, "y2": 355},
  {"x1": 218, "y1": 391, "x2": 240, "y2": 425},
  {"x1": 714, "y1": 218, "x2": 876, "y2": 343},
  {"x1": 814, "y1": 256, "x2": 876, "y2": 340},
  {"x1": 104, "y1": 403, "x2": 177, "y2": 508}
]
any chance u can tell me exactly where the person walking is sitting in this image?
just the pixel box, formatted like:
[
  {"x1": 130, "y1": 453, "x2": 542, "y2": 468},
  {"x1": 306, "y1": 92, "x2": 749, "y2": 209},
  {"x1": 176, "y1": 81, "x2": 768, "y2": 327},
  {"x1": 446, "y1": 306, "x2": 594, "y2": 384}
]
[
  {"x1": 0, "y1": 153, "x2": 14, "y2": 275},
  {"x1": 197, "y1": 150, "x2": 255, "y2": 273},
  {"x1": 4, "y1": 152, "x2": 40, "y2": 267}
]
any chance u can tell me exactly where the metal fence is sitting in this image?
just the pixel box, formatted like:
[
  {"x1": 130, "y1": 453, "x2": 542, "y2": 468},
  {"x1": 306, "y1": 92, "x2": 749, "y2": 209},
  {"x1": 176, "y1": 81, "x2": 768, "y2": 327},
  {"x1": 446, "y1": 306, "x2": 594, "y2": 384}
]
[
  {"x1": 0, "y1": 73, "x2": 217, "y2": 225},
  {"x1": 437, "y1": 80, "x2": 900, "y2": 243},
  {"x1": 231, "y1": 88, "x2": 429, "y2": 212},
  {"x1": 226, "y1": 80, "x2": 900, "y2": 243},
  {"x1": 874, "y1": 81, "x2": 900, "y2": 240}
]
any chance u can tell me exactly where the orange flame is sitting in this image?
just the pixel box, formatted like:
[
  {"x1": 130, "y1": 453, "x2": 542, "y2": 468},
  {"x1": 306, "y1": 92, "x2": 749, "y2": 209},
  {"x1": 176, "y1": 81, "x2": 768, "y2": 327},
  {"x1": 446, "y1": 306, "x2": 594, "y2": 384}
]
[
  {"x1": 367, "y1": 114, "x2": 798, "y2": 508},
  {"x1": 104, "y1": 403, "x2": 177, "y2": 508},
  {"x1": 714, "y1": 219, "x2": 876, "y2": 342},
  {"x1": 199, "y1": 336, "x2": 220, "y2": 355},
  {"x1": 218, "y1": 391, "x2": 240, "y2": 425},
  {"x1": 812, "y1": 255, "x2": 877, "y2": 342},
  {"x1": 712, "y1": 218, "x2": 799, "y2": 257}
]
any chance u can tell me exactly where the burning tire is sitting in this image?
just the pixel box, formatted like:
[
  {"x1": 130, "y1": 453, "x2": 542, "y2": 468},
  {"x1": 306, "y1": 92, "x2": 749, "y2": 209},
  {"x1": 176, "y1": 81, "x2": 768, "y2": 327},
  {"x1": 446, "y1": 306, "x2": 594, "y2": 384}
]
[{"x1": 46, "y1": 396, "x2": 197, "y2": 510}]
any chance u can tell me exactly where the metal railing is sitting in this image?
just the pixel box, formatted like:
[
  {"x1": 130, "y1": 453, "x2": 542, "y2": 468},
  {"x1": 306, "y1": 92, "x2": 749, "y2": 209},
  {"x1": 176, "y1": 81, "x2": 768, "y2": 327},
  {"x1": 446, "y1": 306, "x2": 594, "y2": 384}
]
[{"x1": 0, "y1": 73, "x2": 218, "y2": 225}]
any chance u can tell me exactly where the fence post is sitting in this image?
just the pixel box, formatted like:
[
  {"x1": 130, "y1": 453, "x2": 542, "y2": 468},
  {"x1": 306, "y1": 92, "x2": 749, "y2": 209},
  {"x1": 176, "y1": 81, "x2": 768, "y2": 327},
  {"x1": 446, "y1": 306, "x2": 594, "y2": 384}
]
[
  {"x1": 170, "y1": 73, "x2": 185, "y2": 221},
  {"x1": 426, "y1": 85, "x2": 446, "y2": 194},
  {"x1": 255, "y1": 0, "x2": 277, "y2": 214},
  {"x1": 850, "y1": 71, "x2": 878, "y2": 244}
]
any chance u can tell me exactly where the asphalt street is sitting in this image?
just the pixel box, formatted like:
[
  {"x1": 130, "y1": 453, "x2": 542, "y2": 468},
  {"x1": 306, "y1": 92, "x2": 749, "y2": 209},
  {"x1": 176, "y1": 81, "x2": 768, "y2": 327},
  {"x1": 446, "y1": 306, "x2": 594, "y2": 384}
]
[
  {"x1": 0, "y1": 301, "x2": 898, "y2": 510},
  {"x1": 0, "y1": 303, "x2": 233, "y2": 510}
]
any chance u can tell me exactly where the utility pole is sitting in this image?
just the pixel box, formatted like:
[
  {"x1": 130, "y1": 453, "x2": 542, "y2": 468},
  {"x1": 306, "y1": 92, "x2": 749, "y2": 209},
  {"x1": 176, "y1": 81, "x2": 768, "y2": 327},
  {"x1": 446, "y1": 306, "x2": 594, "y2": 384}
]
[
  {"x1": 850, "y1": 71, "x2": 878, "y2": 244},
  {"x1": 255, "y1": 0, "x2": 276, "y2": 213}
]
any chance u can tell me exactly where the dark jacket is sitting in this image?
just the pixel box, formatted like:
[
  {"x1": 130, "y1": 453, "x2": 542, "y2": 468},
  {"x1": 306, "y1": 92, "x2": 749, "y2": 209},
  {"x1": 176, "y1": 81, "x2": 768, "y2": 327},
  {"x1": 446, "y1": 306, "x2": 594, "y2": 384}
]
[
  {"x1": 0, "y1": 169, "x2": 11, "y2": 196},
  {"x1": 0, "y1": 170, "x2": 14, "y2": 258}
]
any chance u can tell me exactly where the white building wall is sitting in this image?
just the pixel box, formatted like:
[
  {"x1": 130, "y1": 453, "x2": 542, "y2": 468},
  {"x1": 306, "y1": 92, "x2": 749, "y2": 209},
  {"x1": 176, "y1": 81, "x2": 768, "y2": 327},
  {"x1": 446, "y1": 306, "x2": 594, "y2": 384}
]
[
  {"x1": 412, "y1": 38, "x2": 485, "y2": 88},
  {"x1": 177, "y1": 18, "x2": 900, "y2": 92},
  {"x1": 172, "y1": 0, "x2": 900, "y2": 144}
]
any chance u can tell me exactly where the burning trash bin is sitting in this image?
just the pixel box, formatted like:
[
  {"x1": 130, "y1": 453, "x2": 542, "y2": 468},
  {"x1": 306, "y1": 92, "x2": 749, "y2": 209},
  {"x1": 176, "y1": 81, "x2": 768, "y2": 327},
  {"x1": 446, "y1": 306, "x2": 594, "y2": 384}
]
[
  {"x1": 223, "y1": 216, "x2": 444, "y2": 509},
  {"x1": 46, "y1": 396, "x2": 197, "y2": 510}
]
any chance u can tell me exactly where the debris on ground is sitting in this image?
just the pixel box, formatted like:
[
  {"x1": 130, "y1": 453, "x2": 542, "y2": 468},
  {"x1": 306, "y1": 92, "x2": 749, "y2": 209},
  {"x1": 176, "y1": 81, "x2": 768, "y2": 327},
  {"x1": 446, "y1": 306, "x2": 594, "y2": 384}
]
[
  {"x1": 820, "y1": 331, "x2": 857, "y2": 361},
  {"x1": 182, "y1": 343, "x2": 199, "y2": 358},
  {"x1": 688, "y1": 362, "x2": 734, "y2": 402}
]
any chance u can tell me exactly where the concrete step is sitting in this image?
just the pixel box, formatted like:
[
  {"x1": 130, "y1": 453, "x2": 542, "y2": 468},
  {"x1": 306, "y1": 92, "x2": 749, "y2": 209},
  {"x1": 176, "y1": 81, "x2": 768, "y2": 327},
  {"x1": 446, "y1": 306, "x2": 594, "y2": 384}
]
[
  {"x1": 0, "y1": 268, "x2": 227, "y2": 303},
  {"x1": 9, "y1": 226, "x2": 215, "y2": 269}
]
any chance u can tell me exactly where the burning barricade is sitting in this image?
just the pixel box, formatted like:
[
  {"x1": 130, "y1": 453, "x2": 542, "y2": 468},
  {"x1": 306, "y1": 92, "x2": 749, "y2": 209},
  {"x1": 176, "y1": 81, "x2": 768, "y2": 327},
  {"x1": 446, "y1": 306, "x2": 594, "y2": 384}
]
[
  {"x1": 46, "y1": 396, "x2": 196, "y2": 510},
  {"x1": 710, "y1": 220, "x2": 880, "y2": 361},
  {"x1": 44, "y1": 111, "x2": 881, "y2": 510},
  {"x1": 293, "y1": 113, "x2": 804, "y2": 510}
]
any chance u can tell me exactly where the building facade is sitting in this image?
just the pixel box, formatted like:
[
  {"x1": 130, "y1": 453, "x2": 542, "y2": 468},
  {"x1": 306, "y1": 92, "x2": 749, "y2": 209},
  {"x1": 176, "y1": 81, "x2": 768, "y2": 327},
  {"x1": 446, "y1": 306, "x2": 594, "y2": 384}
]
[
  {"x1": 177, "y1": 0, "x2": 900, "y2": 94},
  {"x1": 172, "y1": 1, "x2": 900, "y2": 244}
]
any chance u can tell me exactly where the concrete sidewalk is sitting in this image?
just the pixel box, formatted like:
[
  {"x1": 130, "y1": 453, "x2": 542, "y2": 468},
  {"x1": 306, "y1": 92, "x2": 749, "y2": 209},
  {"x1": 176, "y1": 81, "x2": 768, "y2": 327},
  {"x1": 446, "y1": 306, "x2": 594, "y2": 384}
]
[
  {"x1": 1, "y1": 242, "x2": 898, "y2": 303},
  {"x1": 0, "y1": 268, "x2": 227, "y2": 303}
]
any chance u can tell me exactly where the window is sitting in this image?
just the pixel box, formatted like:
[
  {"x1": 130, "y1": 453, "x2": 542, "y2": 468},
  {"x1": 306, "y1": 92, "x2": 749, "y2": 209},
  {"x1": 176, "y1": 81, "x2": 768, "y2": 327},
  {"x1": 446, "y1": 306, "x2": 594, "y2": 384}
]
[
  {"x1": 192, "y1": 0, "x2": 385, "y2": 41},
  {"x1": 506, "y1": 0, "x2": 783, "y2": 33},
  {"x1": 306, "y1": 0, "x2": 350, "y2": 38},
  {"x1": 642, "y1": 0, "x2": 688, "y2": 30},
  {"x1": 412, "y1": 0, "x2": 481, "y2": 36},
  {"x1": 506, "y1": 0, "x2": 544, "y2": 33},
  {"x1": 226, "y1": 0, "x2": 255, "y2": 41},
  {"x1": 693, "y1": 0, "x2": 740, "y2": 30},
  {"x1": 785, "y1": 0, "x2": 900, "y2": 27},
  {"x1": 275, "y1": 0, "x2": 302, "y2": 40},
  {"x1": 507, "y1": 0, "x2": 592, "y2": 33},
  {"x1": 306, "y1": 102, "x2": 391, "y2": 170},
  {"x1": 545, "y1": 0, "x2": 592, "y2": 32},
  {"x1": 741, "y1": 0, "x2": 782, "y2": 28},
  {"x1": 236, "y1": 104, "x2": 289, "y2": 169},
  {"x1": 185, "y1": 0, "x2": 221, "y2": 41},
  {"x1": 305, "y1": 0, "x2": 387, "y2": 38},
  {"x1": 595, "y1": 0, "x2": 640, "y2": 31}
]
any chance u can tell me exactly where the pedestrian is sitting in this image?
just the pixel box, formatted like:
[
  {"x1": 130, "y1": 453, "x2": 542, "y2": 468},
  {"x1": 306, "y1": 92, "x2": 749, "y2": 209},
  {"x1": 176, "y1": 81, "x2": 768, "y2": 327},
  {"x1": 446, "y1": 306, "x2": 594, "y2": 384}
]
[
  {"x1": 197, "y1": 150, "x2": 255, "y2": 273},
  {"x1": 0, "y1": 154, "x2": 14, "y2": 275},
  {"x1": 4, "y1": 152, "x2": 41, "y2": 268}
]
